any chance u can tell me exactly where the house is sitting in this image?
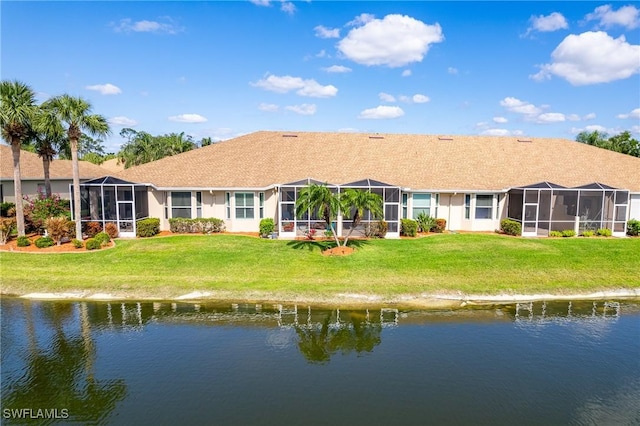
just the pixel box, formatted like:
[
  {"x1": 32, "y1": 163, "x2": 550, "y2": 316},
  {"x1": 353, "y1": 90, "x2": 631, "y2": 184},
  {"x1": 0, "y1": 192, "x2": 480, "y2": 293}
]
[
  {"x1": 94, "y1": 131, "x2": 640, "y2": 238},
  {"x1": 0, "y1": 144, "x2": 110, "y2": 202}
]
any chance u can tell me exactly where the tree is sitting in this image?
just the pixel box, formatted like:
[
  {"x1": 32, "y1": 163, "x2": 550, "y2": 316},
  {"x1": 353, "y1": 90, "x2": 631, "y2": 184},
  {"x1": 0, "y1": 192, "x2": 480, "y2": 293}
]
[
  {"x1": 117, "y1": 130, "x2": 195, "y2": 168},
  {"x1": 44, "y1": 95, "x2": 110, "y2": 239},
  {"x1": 340, "y1": 188, "x2": 383, "y2": 246},
  {"x1": 27, "y1": 106, "x2": 66, "y2": 198},
  {"x1": 295, "y1": 183, "x2": 342, "y2": 247},
  {"x1": 0, "y1": 80, "x2": 37, "y2": 236},
  {"x1": 576, "y1": 130, "x2": 640, "y2": 158}
]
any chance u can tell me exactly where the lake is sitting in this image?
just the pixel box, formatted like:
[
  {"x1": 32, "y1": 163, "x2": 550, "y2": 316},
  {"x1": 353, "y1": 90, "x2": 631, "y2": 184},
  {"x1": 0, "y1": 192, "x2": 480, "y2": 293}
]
[{"x1": 1, "y1": 297, "x2": 639, "y2": 425}]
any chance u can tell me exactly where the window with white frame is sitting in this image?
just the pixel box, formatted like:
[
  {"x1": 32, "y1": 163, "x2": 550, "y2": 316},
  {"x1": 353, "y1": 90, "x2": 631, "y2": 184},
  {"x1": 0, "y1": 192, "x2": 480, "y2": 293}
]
[
  {"x1": 464, "y1": 194, "x2": 471, "y2": 219},
  {"x1": 235, "y1": 192, "x2": 254, "y2": 219},
  {"x1": 196, "y1": 192, "x2": 202, "y2": 218},
  {"x1": 171, "y1": 192, "x2": 192, "y2": 218},
  {"x1": 402, "y1": 193, "x2": 408, "y2": 219},
  {"x1": 259, "y1": 192, "x2": 264, "y2": 219},
  {"x1": 225, "y1": 192, "x2": 231, "y2": 219},
  {"x1": 412, "y1": 193, "x2": 431, "y2": 218},
  {"x1": 475, "y1": 194, "x2": 494, "y2": 219}
]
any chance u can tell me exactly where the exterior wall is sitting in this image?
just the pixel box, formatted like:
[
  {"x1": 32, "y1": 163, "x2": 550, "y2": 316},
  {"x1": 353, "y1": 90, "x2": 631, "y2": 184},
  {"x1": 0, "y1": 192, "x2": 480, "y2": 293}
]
[
  {"x1": 148, "y1": 190, "x2": 166, "y2": 230},
  {"x1": 630, "y1": 193, "x2": 640, "y2": 221},
  {"x1": 0, "y1": 180, "x2": 73, "y2": 202},
  {"x1": 438, "y1": 192, "x2": 502, "y2": 232}
]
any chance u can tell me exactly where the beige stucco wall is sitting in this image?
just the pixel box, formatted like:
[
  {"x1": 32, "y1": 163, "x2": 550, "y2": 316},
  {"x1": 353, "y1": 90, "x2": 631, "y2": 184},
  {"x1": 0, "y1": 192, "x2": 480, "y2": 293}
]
[
  {"x1": 1, "y1": 180, "x2": 73, "y2": 203},
  {"x1": 630, "y1": 194, "x2": 640, "y2": 220}
]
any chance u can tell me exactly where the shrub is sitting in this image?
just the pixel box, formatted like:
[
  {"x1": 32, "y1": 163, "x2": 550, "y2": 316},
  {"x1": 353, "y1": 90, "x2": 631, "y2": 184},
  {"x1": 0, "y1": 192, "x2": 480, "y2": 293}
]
[
  {"x1": 34, "y1": 236, "x2": 54, "y2": 248},
  {"x1": 434, "y1": 218, "x2": 447, "y2": 233},
  {"x1": 561, "y1": 229, "x2": 576, "y2": 237},
  {"x1": 0, "y1": 217, "x2": 16, "y2": 244},
  {"x1": 400, "y1": 219, "x2": 418, "y2": 237},
  {"x1": 17, "y1": 236, "x2": 31, "y2": 247},
  {"x1": 364, "y1": 220, "x2": 388, "y2": 238},
  {"x1": 94, "y1": 231, "x2": 111, "y2": 246},
  {"x1": 581, "y1": 230, "x2": 595, "y2": 237},
  {"x1": 84, "y1": 221, "x2": 102, "y2": 238},
  {"x1": 85, "y1": 238, "x2": 101, "y2": 250},
  {"x1": 259, "y1": 218, "x2": 275, "y2": 237},
  {"x1": 104, "y1": 222, "x2": 119, "y2": 239},
  {"x1": 500, "y1": 219, "x2": 522, "y2": 236},
  {"x1": 137, "y1": 218, "x2": 160, "y2": 237},
  {"x1": 72, "y1": 238, "x2": 84, "y2": 249},
  {"x1": 23, "y1": 194, "x2": 70, "y2": 233},
  {"x1": 45, "y1": 216, "x2": 72, "y2": 245},
  {"x1": 597, "y1": 228, "x2": 612, "y2": 237},
  {"x1": 169, "y1": 218, "x2": 225, "y2": 234},
  {"x1": 627, "y1": 219, "x2": 640, "y2": 237},
  {"x1": 415, "y1": 213, "x2": 436, "y2": 233},
  {"x1": 549, "y1": 231, "x2": 563, "y2": 237},
  {"x1": 0, "y1": 202, "x2": 15, "y2": 217}
]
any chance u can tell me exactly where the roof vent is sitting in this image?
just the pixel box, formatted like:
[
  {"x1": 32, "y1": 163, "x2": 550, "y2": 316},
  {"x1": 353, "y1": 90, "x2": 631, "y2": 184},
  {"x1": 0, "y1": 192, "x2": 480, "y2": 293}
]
[
  {"x1": 282, "y1": 134, "x2": 298, "y2": 138},
  {"x1": 517, "y1": 139, "x2": 533, "y2": 143},
  {"x1": 438, "y1": 136, "x2": 454, "y2": 141},
  {"x1": 368, "y1": 135, "x2": 384, "y2": 139}
]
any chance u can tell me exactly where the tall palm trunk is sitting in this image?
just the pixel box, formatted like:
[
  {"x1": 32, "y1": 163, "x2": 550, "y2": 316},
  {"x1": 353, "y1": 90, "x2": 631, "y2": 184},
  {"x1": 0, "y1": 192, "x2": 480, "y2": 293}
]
[
  {"x1": 10, "y1": 142, "x2": 25, "y2": 236},
  {"x1": 42, "y1": 156, "x2": 52, "y2": 198},
  {"x1": 71, "y1": 136, "x2": 82, "y2": 239}
]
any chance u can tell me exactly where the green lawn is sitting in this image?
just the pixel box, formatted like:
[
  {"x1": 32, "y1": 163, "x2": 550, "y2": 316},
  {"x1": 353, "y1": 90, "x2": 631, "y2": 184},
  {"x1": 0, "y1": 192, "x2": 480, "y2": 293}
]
[{"x1": 1, "y1": 234, "x2": 638, "y2": 301}]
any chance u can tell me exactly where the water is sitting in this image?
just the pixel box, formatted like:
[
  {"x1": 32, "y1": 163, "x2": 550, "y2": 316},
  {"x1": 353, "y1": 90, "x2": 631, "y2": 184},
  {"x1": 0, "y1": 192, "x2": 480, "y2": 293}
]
[{"x1": 1, "y1": 298, "x2": 639, "y2": 425}]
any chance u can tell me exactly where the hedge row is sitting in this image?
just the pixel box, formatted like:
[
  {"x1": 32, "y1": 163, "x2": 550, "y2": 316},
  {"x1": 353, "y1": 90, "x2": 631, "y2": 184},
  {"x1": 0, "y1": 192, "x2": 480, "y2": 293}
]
[{"x1": 169, "y1": 217, "x2": 225, "y2": 234}]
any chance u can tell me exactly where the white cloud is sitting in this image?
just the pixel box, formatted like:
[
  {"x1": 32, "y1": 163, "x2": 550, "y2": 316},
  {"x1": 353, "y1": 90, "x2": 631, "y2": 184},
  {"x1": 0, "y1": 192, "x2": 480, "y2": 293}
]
[
  {"x1": 401, "y1": 69, "x2": 412, "y2": 77},
  {"x1": 531, "y1": 31, "x2": 640, "y2": 85},
  {"x1": 315, "y1": 25, "x2": 340, "y2": 39},
  {"x1": 584, "y1": 4, "x2": 640, "y2": 29},
  {"x1": 481, "y1": 128, "x2": 512, "y2": 136},
  {"x1": 315, "y1": 49, "x2": 328, "y2": 58},
  {"x1": 85, "y1": 83, "x2": 121, "y2": 95},
  {"x1": 493, "y1": 116, "x2": 508, "y2": 123},
  {"x1": 112, "y1": 18, "x2": 182, "y2": 34},
  {"x1": 323, "y1": 65, "x2": 352, "y2": 73},
  {"x1": 281, "y1": 1, "x2": 296, "y2": 15},
  {"x1": 358, "y1": 105, "x2": 405, "y2": 119},
  {"x1": 566, "y1": 114, "x2": 581, "y2": 121},
  {"x1": 346, "y1": 13, "x2": 375, "y2": 27},
  {"x1": 571, "y1": 124, "x2": 611, "y2": 135},
  {"x1": 285, "y1": 104, "x2": 317, "y2": 115},
  {"x1": 251, "y1": 74, "x2": 338, "y2": 98},
  {"x1": 337, "y1": 14, "x2": 444, "y2": 67},
  {"x1": 537, "y1": 112, "x2": 566, "y2": 123},
  {"x1": 108, "y1": 116, "x2": 138, "y2": 127},
  {"x1": 250, "y1": 0, "x2": 271, "y2": 6},
  {"x1": 412, "y1": 94, "x2": 430, "y2": 103},
  {"x1": 258, "y1": 103, "x2": 279, "y2": 112},
  {"x1": 447, "y1": 67, "x2": 459, "y2": 75},
  {"x1": 398, "y1": 95, "x2": 411, "y2": 103},
  {"x1": 168, "y1": 114, "x2": 208, "y2": 123},
  {"x1": 583, "y1": 112, "x2": 597, "y2": 120},
  {"x1": 631, "y1": 125, "x2": 640, "y2": 134},
  {"x1": 527, "y1": 12, "x2": 568, "y2": 34},
  {"x1": 499, "y1": 97, "x2": 542, "y2": 116},
  {"x1": 379, "y1": 92, "x2": 396, "y2": 102},
  {"x1": 617, "y1": 108, "x2": 640, "y2": 119}
]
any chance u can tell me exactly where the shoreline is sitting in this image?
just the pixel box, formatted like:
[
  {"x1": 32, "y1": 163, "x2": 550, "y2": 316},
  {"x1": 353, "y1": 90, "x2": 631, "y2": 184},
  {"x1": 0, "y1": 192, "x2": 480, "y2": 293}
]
[{"x1": 2, "y1": 288, "x2": 639, "y2": 309}]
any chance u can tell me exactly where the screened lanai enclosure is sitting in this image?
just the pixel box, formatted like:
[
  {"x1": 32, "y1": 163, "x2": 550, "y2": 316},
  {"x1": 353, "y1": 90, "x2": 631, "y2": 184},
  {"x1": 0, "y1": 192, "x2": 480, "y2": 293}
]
[
  {"x1": 73, "y1": 177, "x2": 149, "y2": 238},
  {"x1": 507, "y1": 182, "x2": 630, "y2": 237},
  {"x1": 278, "y1": 178, "x2": 401, "y2": 238}
]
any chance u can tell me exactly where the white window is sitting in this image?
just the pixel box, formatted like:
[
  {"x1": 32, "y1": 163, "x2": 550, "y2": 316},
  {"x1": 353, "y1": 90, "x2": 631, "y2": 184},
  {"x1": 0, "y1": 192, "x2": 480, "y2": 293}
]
[
  {"x1": 235, "y1": 193, "x2": 254, "y2": 219},
  {"x1": 475, "y1": 195, "x2": 494, "y2": 219},
  {"x1": 196, "y1": 192, "x2": 202, "y2": 218},
  {"x1": 412, "y1": 193, "x2": 431, "y2": 218},
  {"x1": 225, "y1": 192, "x2": 231, "y2": 219},
  {"x1": 171, "y1": 192, "x2": 192, "y2": 218},
  {"x1": 259, "y1": 192, "x2": 264, "y2": 219}
]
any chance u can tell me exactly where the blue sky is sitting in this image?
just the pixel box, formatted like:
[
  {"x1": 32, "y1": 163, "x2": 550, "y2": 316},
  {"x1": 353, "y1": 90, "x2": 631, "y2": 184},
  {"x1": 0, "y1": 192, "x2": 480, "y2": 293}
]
[{"x1": 2, "y1": 1, "x2": 639, "y2": 153}]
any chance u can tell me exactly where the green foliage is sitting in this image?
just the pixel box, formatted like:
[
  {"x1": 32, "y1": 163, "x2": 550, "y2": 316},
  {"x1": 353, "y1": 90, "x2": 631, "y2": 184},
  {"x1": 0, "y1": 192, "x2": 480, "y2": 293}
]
[
  {"x1": 561, "y1": 230, "x2": 576, "y2": 237},
  {"x1": 16, "y1": 236, "x2": 31, "y2": 247},
  {"x1": 84, "y1": 238, "x2": 101, "y2": 250},
  {"x1": 0, "y1": 202, "x2": 15, "y2": 217},
  {"x1": 72, "y1": 238, "x2": 83, "y2": 249},
  {"x1": 416, "y1": 213, "x2": 436, "y2": 233},
  {"x1": 364, "y1": 220, "x2": 388, "y2": 238},
  {"x1": 23, "y1": 194, "x2": 71, "y2": 233},
  {"x1": 581, "y1": 230, "x2": 595, "y2": 237},
  {"x1": 626, "y1": 219, "x2": 640, "y2": 236},
  {"x1": 597, "y1": 228, "x2": 612, "y2": 237},
  {"x1": 500, "y1": 219, "x2": 522, "y2": 236},
  {"x1": 259, "y1": 218, "x2": 275, "y2": 237},
  {"x1": 84, "y1": 221, "x2": 102, "y2": 238},
  {"x1": 117, "y1": 128, "x2": 196, "y2": 168},
  {"x1": 169, "y1": 218, "x2": 225, "y2": 234},
  {"x1": 104, "y1": 222, "x2": 119, "y2": 239},
  {"x1": 136, "y1": 218, "x2": 160, "y2": 237},
  {"x1": 576, "y1": 130, "x2": 640, "y2": 158},
  {"x1": 400, "y1": 219, "x2": 418, "y2": 237},
  {"x1": 549, "y1": 231, "x2": 563, "y2": 237},
  {"x1": 34, "y1": 236, "x2": 54, "y2": 248},
  {"x1": 94, "y1": 231, "x2": 111, "y2": 246},
  {"x1": 0, "y1": 217, "x2": 16, "y2": 244},
  {"x1": 45, "y1": 216, "x2": 72, "y2": 244}
]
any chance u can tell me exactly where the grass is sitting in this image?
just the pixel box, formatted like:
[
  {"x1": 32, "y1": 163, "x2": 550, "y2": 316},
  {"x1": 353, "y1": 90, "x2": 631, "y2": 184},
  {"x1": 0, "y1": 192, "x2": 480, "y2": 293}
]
[{"x1": 1, "y1": 233, "x2": 639, "y2": 302}]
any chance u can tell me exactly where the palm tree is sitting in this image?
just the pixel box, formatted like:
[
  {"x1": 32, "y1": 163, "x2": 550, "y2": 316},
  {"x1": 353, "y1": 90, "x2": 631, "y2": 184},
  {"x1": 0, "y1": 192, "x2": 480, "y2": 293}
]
[
  {"x1": 340, "y1": 189, "x2": 383, "y2": 246},
  {"x1": 28, "y1": 107, "x2": 66, "y2": 198},
  {"x1": 0, "y1": 80, "x2": 37, "y2": 236},
  {"x1": 44, "y1": 95, "x2": 110, "y2": 239},
  {"x1": 295, "y1": 183, "x2": 342, "y2": 246}
]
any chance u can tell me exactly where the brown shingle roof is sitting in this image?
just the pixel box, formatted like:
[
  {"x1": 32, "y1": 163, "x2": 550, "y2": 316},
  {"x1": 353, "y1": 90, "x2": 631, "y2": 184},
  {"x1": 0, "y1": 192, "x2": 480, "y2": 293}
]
[
  {"x1": 115, "y1": 131, "x2": 640, "y2": 192},
  {"x1": 0, "y1": 144, "x2": 111, "y2": 180}
]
